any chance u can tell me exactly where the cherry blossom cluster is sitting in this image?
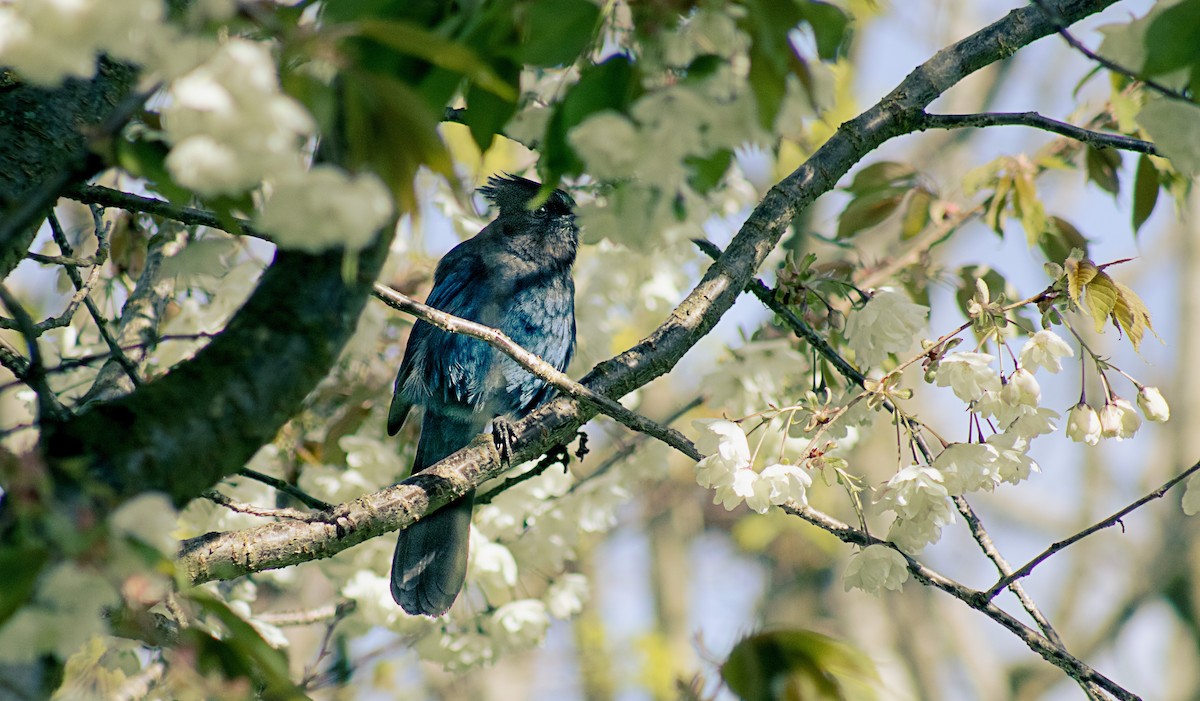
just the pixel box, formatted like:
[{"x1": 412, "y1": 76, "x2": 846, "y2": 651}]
[
  {"x1": 0, "y1": 0, "x2": 393, "y2": 252},
  {"x1": 691, "y1": 418, "x2": 814, "y2": 514},
  {"x1": 692, "y1": 280, "x2": 1175, "y2": 597}
]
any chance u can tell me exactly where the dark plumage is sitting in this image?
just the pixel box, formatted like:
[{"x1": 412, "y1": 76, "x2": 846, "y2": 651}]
[{"x1": 388, "y1": 174, "x2": 578, "y2": 616}]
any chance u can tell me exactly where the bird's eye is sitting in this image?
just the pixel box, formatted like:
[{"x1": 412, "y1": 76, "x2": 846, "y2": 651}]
[{"x1": 534, "y1": 206, "x2": 548, "y2": 216}]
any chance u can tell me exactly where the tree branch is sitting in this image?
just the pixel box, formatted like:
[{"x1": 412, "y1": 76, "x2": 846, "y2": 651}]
[
  {"x1": 175, "y1": 0, "x2": 1124, "y2": 585},
  {"x1": 918, "y1": 111, "x2": 1159, "y2": 154},
  {"x1": 0, "y1": 60, "x2": 142, "y2": 277},
  {"x1": 986, "y1": 458, "x2": 1200, "y2": 599},
  {"x1": 781, "y1": 502, "x2": 1139, "y2": 701},
  {"x1": 1030, "y1": 0, "x2": 1191, "y2": 103}
]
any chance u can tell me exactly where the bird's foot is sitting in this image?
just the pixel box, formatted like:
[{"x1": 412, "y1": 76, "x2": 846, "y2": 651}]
[{"x1": 492, "y1": 417, "x2": 518, "y2": 466}]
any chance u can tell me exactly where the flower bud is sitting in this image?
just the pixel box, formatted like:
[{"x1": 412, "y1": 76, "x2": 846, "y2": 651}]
[
  {"x1": 1137, "y1": 386, "x2": 1170, "y2": 422},
  {"x1": 1099, "y1": 398, "x2": 1140, "y2": 440},
  {"x1": 1066, "y1": 403, "x2": 1101, "y2": 445}
]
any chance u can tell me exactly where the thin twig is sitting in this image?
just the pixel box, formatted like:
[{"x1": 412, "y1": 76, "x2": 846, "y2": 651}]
[
  {"x1": 257, "y1": 601, "x2": 355, "y2": 627},
  {"x1": 67, "y1": 184, "x2": 274, "y2": 242},
  {"x1": 0, "y1": 284, "x2": 68, "y2": 421},
  {"x1": 25, "y1": 251, "x2": 102, "y2": 267},
  {"x1": 477, "y1": 444, "x2": 572, "y2": 505},
  {"x1": 1030, "y1": 0, "x2": 1190, "y2": 103},
  {"x1": 919, "y1": 111, "x2": 1159, "y2": 155},
  {"x1": 372, "y1": 285, "x2": 702, "y2": 461},
  {"x1": 986, "y1": 459, "x2": 1200, "y2": 599},
  {"x1": 237, "y1": 467, "x2": 333, "y2": 511},
  {"x1": 44, "y1": 210, "x2": 143, "y2": 388},
  {"x1": 782, "y1": 501, "x2": 1139, "y2": 701},
  {"x1": 202, "y1": 490, "x2": 320, "y2": 522}
]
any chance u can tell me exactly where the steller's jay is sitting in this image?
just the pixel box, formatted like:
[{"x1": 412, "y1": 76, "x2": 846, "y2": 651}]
[{"x1": 387, "y1": 174, "x2": 578, "y2": 616}]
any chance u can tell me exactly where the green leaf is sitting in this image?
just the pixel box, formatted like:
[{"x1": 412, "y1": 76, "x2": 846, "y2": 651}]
[
  {"x1": 342, "y1": 70, "x2": 453, "y2": 210},
  {"x1": 1065, "y1": 258, "x2": 1099, "y2": 305},
  {"x1": 844, "y1": 161, "x2": 917, "y2": 196},
  {"x1": 1012, "y1": 169, "x2": 1047, "y2": 246},
  {"x1": 900, "y1": 187, "x2": 932, "y2": 239},
  {"x1": 347, "y1": 19, "x2": 518, "y2": 101},
  {"x1": 1084, "y1": 273, "x2": 1119, "y2": 332},
  {"x1": 984, "y1": 174, "x2": 1012, "y2": 237},
  {"x1": 1142, "y1": 0, "x2": 1200, "y2": 76},
  {"x1": 1084, "y1": 146, "x2": 1121, "y2": 196},
  {"x1": 514, "y1": 0, "x2": 601, "y2": 67},
  {"x1": 1137, "y1": 98, "x2": 1200, "y2": 176},
  {"x1": 1038, "y1": 216, "x2": 1089, "y2": 265},
  {"x1": 189, "y1": 592, "x2": 307, "y2": 701},
  {"x1": 687, "y1": 148, "x2": 734, "y2": 192},
  {"x1": 1111, "y1": 279, "x2": 1155, "y2": 350},
  {"x1": 0, "y1": 546, "x2": 47, "y2": 627},
  {"x1": 542, "y1": 55, "x2": 640, "y2": 181},
  {"x1": 1132, "y1": 153, "x2": 1161, "y2": 235},
  {"x1": 798, "y1": 1, "x2": 852, "y2": 60},
  {"x1": 722, "y1": 629, "x2": 879, "y2": 701},
  {"x1": 836, "y1": 188, "x2": 906, "y2": 239},
  {"x1": 743, "y1": 0, "x2": 809, "y2": 130},
  {"x1": 463, "y1": 66, "x2": 519, "y2": 151},
  {"x1": 955, "y1": 265, "x2": 1009, "y2": 321}
]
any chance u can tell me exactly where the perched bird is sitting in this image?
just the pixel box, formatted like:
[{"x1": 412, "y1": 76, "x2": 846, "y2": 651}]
[{"x1": 387, "y1": 174, "x2": 578, "y2": 616}]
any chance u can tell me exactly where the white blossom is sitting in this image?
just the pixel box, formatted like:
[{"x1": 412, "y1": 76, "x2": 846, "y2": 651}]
[
  {"x1": 693, "y1": 418, "x2": 752, "y2": 493},
  {"x1": 843, "y1": 289, "x2": 928, "y2": 368},
  {"x1": 887, "y1": 517, "x2": 944, "y2": 554},
  {"x1": 1066, "y1": 403, "x2": 1102, "y2": 445},
  {"x1": 1001, "y1": 368, "x2": 1041, "y2": 407},
  {"x1": 544, "y1": 574, "x2": 589, "y2": 619},
  {"x1": 714, "y1": 467, "x2": 759, "y2": 511},
  {"x1": 1099, "y1": 398, "x2": 1141, "y2": 440},
  {"x1": 162, "y1": 38, "x2": 315, "y2": 196},
  {"x1": 1183, "y1": 474, "x2": 1200, "y2": 516},
  {"x1": 1019, "y1": 330, "x2": 1074, "y2": 374},
  {"x1": 1006, "y1": 407, "x2": 1060, "y2": 440},
  {"x1": 1137, "y1": 386, "x2": 1170, "y2": 422},
  {"x1": 933, "y1": 442, "x2": 999, "y2": 495},
  {"x1": 877, "y1": 465, "x2": 954, "y2": 529},
  {"x1": 258, "y1": 166, "x2": 394, "y2": 251},
  {"x1": 416, "y1": 628, "x2": 495, "y2": 670},
  {"x1": 468, "y1": 537, "x2": 518, "y2": 604},
  {"x1": 936, "y1": 352, "x2": 1001, "y2": 403},
  {"x1": 986, "y1": 432, "x2": 1039, "y2": 485},
  {"x1": 485, "y1": 600, "x2": 551, "y2": 651},
  {"x1": 758, "y1": 463, "x2": 813, "y2": 507},
  {"x1": 843, "y1": 545, "x2": 908, "y2": 595}
]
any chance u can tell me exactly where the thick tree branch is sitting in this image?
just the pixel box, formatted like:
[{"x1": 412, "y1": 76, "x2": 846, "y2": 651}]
[
  {"x1": 176, "y1": 0, "x2": 1122, "y2": 582},
  {"x1": 0, "y1": 60, "x2": 141, "y2": 277},
  {"x1": 918, "y1": 111, "x2": 1159, "y2": 154}
]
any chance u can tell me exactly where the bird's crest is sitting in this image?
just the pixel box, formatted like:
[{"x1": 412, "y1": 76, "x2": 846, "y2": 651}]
[{"x1": 479, "y1": 174, "x2": 575, "y2": 216}]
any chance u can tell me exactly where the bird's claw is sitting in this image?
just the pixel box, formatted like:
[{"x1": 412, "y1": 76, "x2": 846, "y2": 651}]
[{"x1": 492, "y1": 417, "x2": 518, "y2": 466}]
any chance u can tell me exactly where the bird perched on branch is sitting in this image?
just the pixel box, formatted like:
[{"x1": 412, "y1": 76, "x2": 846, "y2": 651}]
[{"x1": 387, "y1": 174, "x2": 578, "y2": 616}]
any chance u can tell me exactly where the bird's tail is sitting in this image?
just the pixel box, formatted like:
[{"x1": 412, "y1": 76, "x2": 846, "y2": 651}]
[{"x1": 391, "y1": 412, "x2": 480, "y2": 616}]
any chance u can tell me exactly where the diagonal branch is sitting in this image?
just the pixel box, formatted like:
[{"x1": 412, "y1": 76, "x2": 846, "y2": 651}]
[
  {"x1": 986, "y1": 458, "x2": 1200, "y2": 599},
  {"x1": 782, "y1": 503, "x2": 1138, "y2": 701}
]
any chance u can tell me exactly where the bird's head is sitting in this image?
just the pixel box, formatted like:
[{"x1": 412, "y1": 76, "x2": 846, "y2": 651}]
[{"x1": 479, "y1": 174, "x2": 578, "y2": 265}]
